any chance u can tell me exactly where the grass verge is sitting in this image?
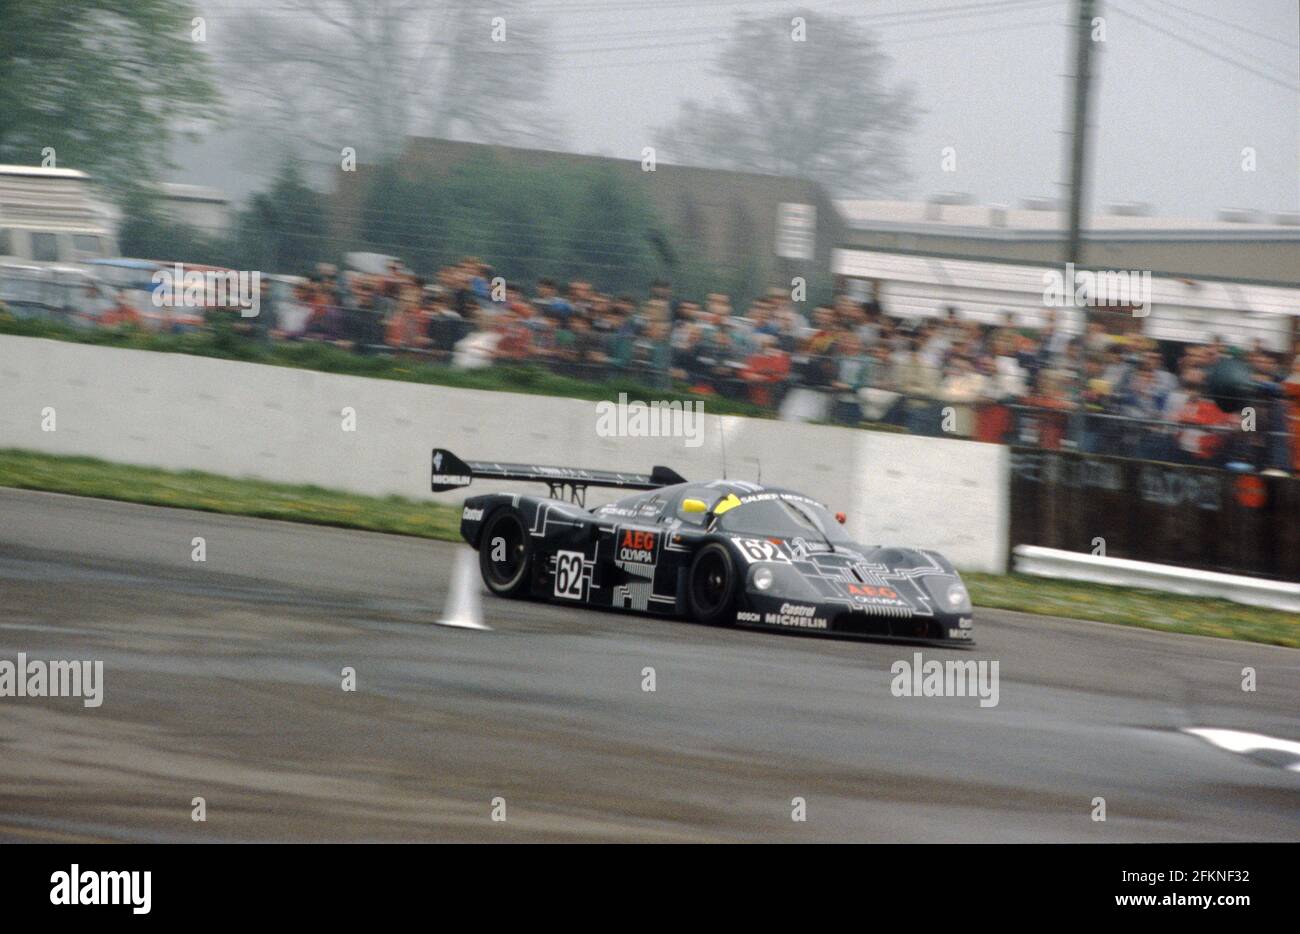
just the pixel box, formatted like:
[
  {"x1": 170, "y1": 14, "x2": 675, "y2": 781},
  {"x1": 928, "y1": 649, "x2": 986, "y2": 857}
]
[
  {"x1": 0, "y1": 448, "x2": 461, "y2": 540},
  {"x1": 963, "y1": 573, "x2": 1297, "y2": 649},
  {"x1": 1, "y1": 448, "x2": 1296, "y2": 648}
]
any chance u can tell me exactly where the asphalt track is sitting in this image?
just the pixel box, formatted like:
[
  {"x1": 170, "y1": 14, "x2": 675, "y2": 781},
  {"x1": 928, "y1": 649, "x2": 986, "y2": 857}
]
[{"x1": 0, "y1": 487, "x2": 1297, "y2": 842}]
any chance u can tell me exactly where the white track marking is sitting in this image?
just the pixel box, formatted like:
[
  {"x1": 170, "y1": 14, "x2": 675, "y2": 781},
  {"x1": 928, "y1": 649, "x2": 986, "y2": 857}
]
[{"x1": 1184, "y1": 728, "x2": 1300, "y2": 771}]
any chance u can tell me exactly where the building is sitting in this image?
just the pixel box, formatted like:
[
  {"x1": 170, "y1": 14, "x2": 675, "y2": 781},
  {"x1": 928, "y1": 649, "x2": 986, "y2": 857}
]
[
  {"x1": 0, "y1": 165, "x2": 117, "y2": 265},
  {"x1": 329, "y1": 137, "x2": 846, "y2": 296},
  {"x1": 156, "y1": 183, "x2": 232, "y2": 238},
  {"x1": 834, "y1": 248, "x2": 1299, "y2": 351},
  {"x1": 833, "y1": 196, "x2": 1300, "y2": 351},
  {"x1": 836, "y1": 196, "x2": 1300, "y2": 286}
]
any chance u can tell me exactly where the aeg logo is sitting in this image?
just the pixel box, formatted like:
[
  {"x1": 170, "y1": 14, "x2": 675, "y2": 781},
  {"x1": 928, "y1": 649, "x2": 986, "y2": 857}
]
[
  {"x1": 618, "y1": 529, "x2": 657, "y2": 564},
  {"x1": 848, "y1": 584, "x2": 899, "y2": 599}
]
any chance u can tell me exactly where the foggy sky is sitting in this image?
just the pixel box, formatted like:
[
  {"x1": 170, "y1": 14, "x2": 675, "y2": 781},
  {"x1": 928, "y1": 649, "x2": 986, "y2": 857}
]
[{"x1": 177, "y1": 0, "x2": 1298, "y2": 220}]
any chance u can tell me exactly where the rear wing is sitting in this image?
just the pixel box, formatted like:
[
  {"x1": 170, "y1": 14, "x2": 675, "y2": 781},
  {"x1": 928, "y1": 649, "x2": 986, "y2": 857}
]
[{"x1": 431, "y1": 448, "x2": 686, "y2": 505}]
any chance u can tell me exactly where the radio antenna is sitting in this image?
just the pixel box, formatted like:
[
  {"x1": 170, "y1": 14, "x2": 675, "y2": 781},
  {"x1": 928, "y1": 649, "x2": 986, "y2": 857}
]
[{"x1": 719, "y1": 415, "x2": 728, "y2": 480}]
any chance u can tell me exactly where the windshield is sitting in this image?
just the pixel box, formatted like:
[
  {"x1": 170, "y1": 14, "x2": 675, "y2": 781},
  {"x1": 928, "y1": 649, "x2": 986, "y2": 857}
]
[{"x1": 715, "y1": 495, "x2": 854, "y2": 545}]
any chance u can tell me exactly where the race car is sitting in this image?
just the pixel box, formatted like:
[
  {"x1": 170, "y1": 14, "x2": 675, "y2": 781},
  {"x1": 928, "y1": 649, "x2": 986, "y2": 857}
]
[{"x1": 431, "y1": 448, "x2": 975, "y2": 644}]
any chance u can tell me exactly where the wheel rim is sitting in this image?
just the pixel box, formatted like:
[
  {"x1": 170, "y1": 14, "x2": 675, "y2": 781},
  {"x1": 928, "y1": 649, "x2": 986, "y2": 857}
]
[
  {"x1": 692, "y1": 551, "x2": 729, "y2": 614},
  {"x1": 485, "y1": 515, "x2": 526, "y2": 586}
]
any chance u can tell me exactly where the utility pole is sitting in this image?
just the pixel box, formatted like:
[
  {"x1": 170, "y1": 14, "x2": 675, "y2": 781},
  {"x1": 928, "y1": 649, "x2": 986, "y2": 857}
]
[
  {"x1": 1064, "y1": 0, "x2": 1098, "y2": 267},
  {"x1": 1063, "y1": 0, "x2": 1099, "y2": 449}
]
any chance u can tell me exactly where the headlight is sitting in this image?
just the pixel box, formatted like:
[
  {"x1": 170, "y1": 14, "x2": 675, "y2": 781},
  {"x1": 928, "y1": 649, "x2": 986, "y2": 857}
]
[
  {"x1": 753, "y1": 566, "x2": 775, "y2": 591},
  {"x1": 921, "y1": 575, "x2": 971, "y2": 614}
]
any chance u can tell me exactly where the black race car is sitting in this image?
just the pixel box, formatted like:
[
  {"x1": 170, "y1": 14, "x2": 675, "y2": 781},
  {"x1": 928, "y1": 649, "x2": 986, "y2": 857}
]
[{"x1": 432, "y1": 448, "x2": 974, "y2": 644}]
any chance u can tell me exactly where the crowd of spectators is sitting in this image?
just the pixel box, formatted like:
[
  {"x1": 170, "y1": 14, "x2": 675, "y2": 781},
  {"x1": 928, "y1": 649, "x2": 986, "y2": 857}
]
[{"x1": 68, "y1": 255, "x2": 1300, "y2": 474}]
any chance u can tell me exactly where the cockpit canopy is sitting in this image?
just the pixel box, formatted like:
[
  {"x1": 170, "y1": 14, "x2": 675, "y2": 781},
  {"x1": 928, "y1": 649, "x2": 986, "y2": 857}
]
[{"x1": 597, "y1": 483, "x2": 854, "y2": 544}]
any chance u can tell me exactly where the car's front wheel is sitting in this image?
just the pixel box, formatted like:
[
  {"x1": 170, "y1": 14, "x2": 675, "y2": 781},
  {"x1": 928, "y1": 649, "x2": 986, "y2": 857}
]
[
  {"x1": 478, "y1": 508, "x2": 532, "y2": 597},
  {"x1": 687, "y1": 543, "x2": 738, "y2": 626}
]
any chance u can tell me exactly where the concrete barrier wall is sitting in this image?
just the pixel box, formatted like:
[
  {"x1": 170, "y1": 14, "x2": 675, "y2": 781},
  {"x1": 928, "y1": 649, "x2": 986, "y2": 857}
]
[{"x1": 0, "y1": 336, "x2": 1009, "y2": 571}]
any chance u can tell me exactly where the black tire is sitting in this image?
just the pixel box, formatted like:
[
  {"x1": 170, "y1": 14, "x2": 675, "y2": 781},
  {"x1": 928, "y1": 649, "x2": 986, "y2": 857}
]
[
  {"x1": 478, "y1": 509, "x2": 532, "y2": 597},
  {"x1": 687, "y1": 543, "x2": 739, "y2": 626}
]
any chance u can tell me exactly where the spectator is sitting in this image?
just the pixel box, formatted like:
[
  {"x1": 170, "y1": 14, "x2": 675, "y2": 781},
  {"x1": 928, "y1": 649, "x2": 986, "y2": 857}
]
[
  {"x1": 1146, "y1": 349, "x2": 1178, "y2": 397},
  {"x1": 451, "y1": 318, "x2": 499, "y2": 369},
  {"x1": 493, "y1": 306, "x2": 534, "y2": 362},
  {"x1": 1175, "y1": 381, "x2": 1229, "y2": 465},
  {"x1": 939, "y1": 354, "x2": 988, "y2": 437},
  {"x1": 303, "y1": 277, "x2": 343, "y2": 342},
  {"x1": 671, "y1": 322, "x2": 707, "y2": 388},
  {"x1": 425, "y1": 293, "x2": 466, "y2": 356},
  {"x1": 449, "y1": 265, "x2": 478, "y2": 318},
  {"x1": 1245, "y1": 349, "x2": 1290, "y2": 473},
  {"x1": 694, "y1": 326, "x2": 744, "y2": 397},
  {"x1": 972, "y1": 355, "x2": 1015, "y2": 443},
  {"x1": 634, "y1": 319, "x2": 673, "y2": 379},
  {"x1": 1079, "y1": 356, "x2": 1118, "y2": 453},
  {"x1": 1038, "y1": 307, "x2": 1071, "y2": 358},
  {"x1": 534, "y1": 278, "x2": 573, "y2": 323},
  {"x1": 891, "y1": 335, "x2": 941, "y2": 434},
  {"x1": 858, "y1": 343, "x2": 900, "y2": 423},
  {"x1": 383, "y1": 295, "x2": 428, "y2": 349},
  {"x1": 1021, "y1": 369, "x2": 1074, "y2": 450},
  {"x1": 829, "y1": 332, "x2": 873, "y2": 425},
  {"x1": 1119, "y1": 362, "x2": 1172, "y2": 459},
  {"x1": 80, "y1": 245, "x2": 1287, "y2": 463},
  {"x1": 917, "y1": 318, "x2": 950, "y2": 371},
  {"x1": 1283, "y1": 346, "x2": 1300, "y2": 474},
  {"x1": 770, "y1": 300, "x2": 806, "y2": 353},
  {"x1": 649, "y1": 278, "x2": 676, "y2": 321},
  {"x1": 470, "y1": 262, "x2": 494, "y2": 302},
  {"x1": 740, "y1": 332, "x2": 791, "y2": 408},
  {"x1": 100, "y1": 290, "x2": 143, "y2": 328},
  {"x1": 799, "y1": 305, "x2": 840, "y2": 389}
]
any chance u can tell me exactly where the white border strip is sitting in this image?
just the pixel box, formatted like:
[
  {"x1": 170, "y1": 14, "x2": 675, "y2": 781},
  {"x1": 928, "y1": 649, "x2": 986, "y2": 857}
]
[
  {"x1": 1184, "y1": 728, "x2": 1300, "y2": 772},
  {"x1": 1012, "y1": 545, "x2": 1300, "y2": 613}
]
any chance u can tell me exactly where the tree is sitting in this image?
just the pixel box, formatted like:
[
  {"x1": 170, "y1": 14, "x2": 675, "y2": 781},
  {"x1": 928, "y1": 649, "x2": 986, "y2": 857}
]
[
  {"x1": 234, "y1": 161, "x2": 332, "y2": 276},
  {"x1": 117, "y1": 161, "x2": 328, "y2": 275},
  {"x1": 0, "y1": 0, "x2": 220, "y2": 193},
  {"x1": 352, "y1": 157, "x2": 664, "y2": 294},
  {"x1": 653, "y1": 10, "x2": 918, "y2": 197},
  {"x1": 213, "y1": 0, "x2": 563, "y2": 163}
]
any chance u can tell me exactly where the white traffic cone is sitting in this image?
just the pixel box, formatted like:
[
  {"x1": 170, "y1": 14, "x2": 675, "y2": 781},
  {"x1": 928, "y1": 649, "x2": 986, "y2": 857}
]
[{"x1": 436, "y1": 547, "x2": 491, "y2": 630}]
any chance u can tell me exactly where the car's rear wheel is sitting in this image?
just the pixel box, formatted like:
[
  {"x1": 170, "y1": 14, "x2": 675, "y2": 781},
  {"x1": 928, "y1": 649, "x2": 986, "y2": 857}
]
[
  {"x1": 478, "y1": 509, "x2": 532, "y2": 597},
  {"x1": 687, "y1": 543, "x2": 738, "y2": 626}
]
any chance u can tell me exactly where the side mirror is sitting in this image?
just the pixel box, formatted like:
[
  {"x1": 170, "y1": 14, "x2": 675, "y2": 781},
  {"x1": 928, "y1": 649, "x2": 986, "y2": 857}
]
[{"x1": 681, "y1": 498, "x2": 708, "y2": 514}]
